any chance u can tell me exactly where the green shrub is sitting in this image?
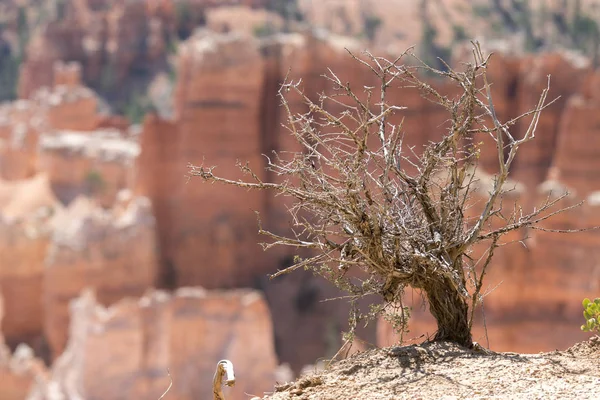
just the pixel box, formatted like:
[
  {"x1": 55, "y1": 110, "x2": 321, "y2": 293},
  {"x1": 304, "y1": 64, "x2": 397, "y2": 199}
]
[
  {"x1": 16, "y1": 6, "x2": 29, "y2": 53},
  {"x1": 253, "y1": 23, "x2": 276, "y2": 38},
  {"x1": 85, "y1": 170, "x2": 105, "y2": 195},
  {"x1": 267, "y1": 0, "x2": 303, "y2": 23},
  {"x1": 452, "y1": 25, "x2": 467, "y2": 42},
  {"x1": 581, "y1": 298, "x2": 600, "y2": 333},
  {"x1": 472, "y1": 5, "x2": 491, "y2": 18},
  {"x1": 0, "y1": 54, "x2": 20, "y2": 102},
  {"x1": 123, "y1": 91, "x2": 153, "y2": 124},
  {"x1": 99, "y1": 61, "x2": 116, "y2": 92}
]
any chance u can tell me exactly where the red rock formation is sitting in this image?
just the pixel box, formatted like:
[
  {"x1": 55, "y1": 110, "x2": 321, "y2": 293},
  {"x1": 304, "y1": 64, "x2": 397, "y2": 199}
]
[
  {"x1": 261, "y1": 270, "x2": 377, "y2": 374},
  {"x1": 206, "y1": 6, "x2": 283, "y2": 35},
  {"x1": 298, "y1": 0, "x2": 474, "y2": 54},
  {"x1": 53, "y1": 61, "x2": 83, "y2": 88},
  {"x1": 18, "y1": 1, "x2": 160, "y2": 98},
  {"x1": 135, "y1": 114, "x2": 180, "y2": 286},
  {"x1": 1, "y1": 61, "x2": 123, "y2": 182},
  {"x1": 510, "y1": 53, "x2": 589, "y2": 191},
  {"x1": 17, "y1": 33, "x2": 61, "y2": 101},
  {"x1": 37, "y1": 130, "x2": 140, "y2": 206},
  {"x1": 95, "y1": 114, "x2": 131, "y2": 131},
  {"x1": 29, "y1": 288, "x2": 278, "y2": 400},
  {"x1": 135, "y1": 32, "x2": 383, "y2": 370},
  {"x1": 0, "y1": 100, "x2": 41, "y2": 180},
  {"x1": 34, "y1": 76, "x2": 100, "y2": 132},
  {"x1": 0, "y1": 294, "x2": 47, "y2": 400},
  {"x1": 549, "y1": 69, "x2": 600, "y2": 197},
  {"x1": 139, "y1": 31, "x2": 268, "y2": 289},
  {"x1": 17, "y1": 0, "x2": 271, "y2": 102},
  {"x1": 523, "y1": 185, "x2": 600, "y2": 318},
  {"x1": 0, "y1": 174, "x2": 60, "y2": 346},
  {"x1": 43, "y1": 194, "x2": 158, "y2": 358},
  {"x1": 471, "y1": 51, "x2": 523, "y2": 173}
]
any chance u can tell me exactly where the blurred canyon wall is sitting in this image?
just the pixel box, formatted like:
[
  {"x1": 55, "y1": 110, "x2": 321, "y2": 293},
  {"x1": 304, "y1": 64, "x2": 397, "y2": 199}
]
[{"x1": 0, "y1": 0, "x2": 600, "y2": 398}]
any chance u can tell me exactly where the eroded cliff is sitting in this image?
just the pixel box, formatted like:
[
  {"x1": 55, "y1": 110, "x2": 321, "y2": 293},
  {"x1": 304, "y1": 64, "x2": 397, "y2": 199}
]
[{"x1": 1, "y1": 5, "x2": 600, "y2": 398}]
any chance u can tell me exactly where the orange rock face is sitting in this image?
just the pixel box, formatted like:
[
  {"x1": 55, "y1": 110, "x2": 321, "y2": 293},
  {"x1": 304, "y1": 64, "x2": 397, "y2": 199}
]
[
  {"x1": 1, "y1": 61, "x2": 128, "y2": 183},
  {"x1": 43, "y1": 194, "x2": 159, "y2": 358},
  {"x1": 38, "y1": 130, "x2": 140, "y2": 206},
  {"x1": 0, "y1": 100, "x2": 41, "y2": 180},
  {"x1": 510, "y1": 53, "x2": 589, "y2": 192},
  {"x1": 29, "y1": 288, "x2": 278, "y2": 400},
  {"x1": 550, "y1": 69, "x2": 600, "y2": 197},
  {"x1": 0, "y1": 294, "x2": 47, "y2": 400},
  {"x1": 0, "y1": 174, "x2": 60, "y2": 347},
  {"x1": 38, "y1": 87, "x2": 100, "y2": 133},
  {"x1": 135, "y1": 32, "x2": 383, "y2": 370},
  {"x1": 206, "y1": 6, "x2": 284, "y2": 35},
  {"x1": 17, "y1": 0, "x2": 270, "y2": 102},
  {"x1": 138, "y1": 31, "x2": 268, "y2": 289},
  {"x1": 17, "y1": 33, "x2": 60, "y2": 102}
]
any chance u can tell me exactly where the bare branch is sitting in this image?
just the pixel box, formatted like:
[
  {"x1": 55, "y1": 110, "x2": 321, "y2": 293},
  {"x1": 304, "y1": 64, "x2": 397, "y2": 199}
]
[{"x1": 189, "y1": 42, "x2": 582, "y2": 347}]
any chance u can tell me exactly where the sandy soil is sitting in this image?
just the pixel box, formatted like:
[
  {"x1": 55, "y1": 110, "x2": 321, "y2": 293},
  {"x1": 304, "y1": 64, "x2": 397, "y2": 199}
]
[{"x1": 260, "y1": 336, "x2": 600, "y2": 400}]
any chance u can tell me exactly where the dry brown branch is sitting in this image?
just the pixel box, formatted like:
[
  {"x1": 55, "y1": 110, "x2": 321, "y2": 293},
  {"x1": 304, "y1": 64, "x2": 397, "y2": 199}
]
[{"x1": 189, "y1": 42, "x2": 583, "y2": 347}]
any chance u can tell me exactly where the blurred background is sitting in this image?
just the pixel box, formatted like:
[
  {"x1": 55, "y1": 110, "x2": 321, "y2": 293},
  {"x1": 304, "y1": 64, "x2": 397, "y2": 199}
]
[{"x1": 0, "y1": 0, "x2": 599, "y2": 399}]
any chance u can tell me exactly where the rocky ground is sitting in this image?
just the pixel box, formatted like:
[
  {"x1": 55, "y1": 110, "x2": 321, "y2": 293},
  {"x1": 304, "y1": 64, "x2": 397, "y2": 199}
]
[{"x1": 260, "y1": 336, "x2": 600, "y2": 400}]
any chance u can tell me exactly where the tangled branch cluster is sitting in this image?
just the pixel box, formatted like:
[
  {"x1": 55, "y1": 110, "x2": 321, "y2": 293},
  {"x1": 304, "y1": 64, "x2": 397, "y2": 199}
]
[{"x1": 190, "y1": 42, "x2": 578, "y2": 345}]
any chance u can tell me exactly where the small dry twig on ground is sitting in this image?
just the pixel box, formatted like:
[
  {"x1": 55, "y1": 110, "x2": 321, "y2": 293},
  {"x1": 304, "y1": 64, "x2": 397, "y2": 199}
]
[
  {"x1": 158, "y1": 369, "x2": 172, "y2": 400},
  {"x1": 190, "y1": 41, "x2": 580, "y2": 347}
]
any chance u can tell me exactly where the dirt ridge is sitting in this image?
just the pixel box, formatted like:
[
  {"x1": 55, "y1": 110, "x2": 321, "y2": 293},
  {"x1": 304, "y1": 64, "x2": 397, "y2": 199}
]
[{"x1": 260, "y1": 336, "x2": 600, "y2": 400}]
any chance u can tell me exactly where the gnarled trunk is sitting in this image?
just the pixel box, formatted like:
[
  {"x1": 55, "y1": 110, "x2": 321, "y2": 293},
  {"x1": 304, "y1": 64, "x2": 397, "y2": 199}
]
[{"x1": 423, "y1": 276, "x2": 472, "y2": 347}]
